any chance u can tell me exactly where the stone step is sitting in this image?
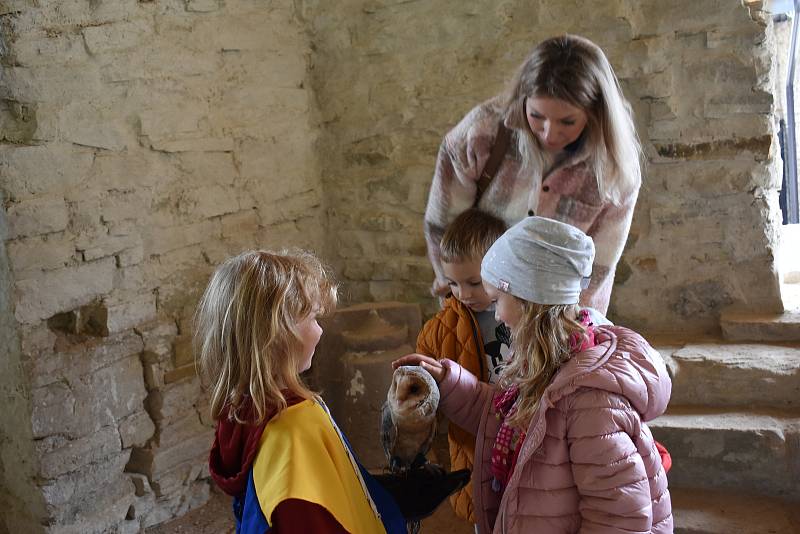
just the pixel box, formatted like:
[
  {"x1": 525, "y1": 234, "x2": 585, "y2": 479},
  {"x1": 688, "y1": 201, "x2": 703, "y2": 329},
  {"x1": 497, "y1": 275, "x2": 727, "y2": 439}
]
[
  {"x1": 649, "y1": 408, "x2": 800, "y2": 500},
  {"x1": 671, "y1": 487, "x2": 800, "y2": 534},
  {"x1": 656, "y1": 343, "x2": 800, "y2": 409},
  {"x1": 719, "y1": 310, "x2": 800, "y2": 343}
]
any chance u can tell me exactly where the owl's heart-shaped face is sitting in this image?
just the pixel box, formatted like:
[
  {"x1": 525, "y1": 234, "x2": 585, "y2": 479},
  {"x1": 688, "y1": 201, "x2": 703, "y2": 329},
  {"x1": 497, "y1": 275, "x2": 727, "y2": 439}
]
[{"x1": 393, "y1": 374, "x2": 430, "y2": 409}]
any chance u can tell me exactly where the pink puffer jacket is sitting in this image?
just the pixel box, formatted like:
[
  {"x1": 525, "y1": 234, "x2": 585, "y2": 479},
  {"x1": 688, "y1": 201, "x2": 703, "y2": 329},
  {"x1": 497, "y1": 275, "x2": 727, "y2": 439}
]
[{"x1": 438, "y1": 326, "x2": 673, "y2": 534}]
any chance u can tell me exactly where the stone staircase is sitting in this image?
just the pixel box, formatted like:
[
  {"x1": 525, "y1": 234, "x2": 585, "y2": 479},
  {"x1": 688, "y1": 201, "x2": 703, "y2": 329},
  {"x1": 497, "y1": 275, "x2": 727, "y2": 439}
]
[{"x1": 651, "y1": 285, "x2": 800, "y2": 533}]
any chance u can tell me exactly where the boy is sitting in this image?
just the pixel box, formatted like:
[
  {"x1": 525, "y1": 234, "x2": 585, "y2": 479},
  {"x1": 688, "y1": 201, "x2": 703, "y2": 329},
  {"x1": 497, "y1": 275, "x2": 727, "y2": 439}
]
[{"x1": 416, "y1": 208, "x2": 510, "y2": 525}]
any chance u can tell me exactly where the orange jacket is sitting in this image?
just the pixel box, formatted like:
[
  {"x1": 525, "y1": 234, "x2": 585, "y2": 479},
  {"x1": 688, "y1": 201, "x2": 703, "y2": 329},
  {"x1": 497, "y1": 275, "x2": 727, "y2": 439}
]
[{"x1": 415, "y1": 297, "x2": 487, "y2": 523}]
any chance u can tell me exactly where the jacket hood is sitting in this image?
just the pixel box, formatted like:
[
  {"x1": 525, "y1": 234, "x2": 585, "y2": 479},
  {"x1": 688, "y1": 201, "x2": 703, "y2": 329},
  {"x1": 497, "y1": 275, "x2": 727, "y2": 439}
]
[
  {"x1": 208, "y1": 390, "x2": 304, "y2": 496},
  {"x1": 546, "y1": 326, "x2": 671, "y2": 421}
]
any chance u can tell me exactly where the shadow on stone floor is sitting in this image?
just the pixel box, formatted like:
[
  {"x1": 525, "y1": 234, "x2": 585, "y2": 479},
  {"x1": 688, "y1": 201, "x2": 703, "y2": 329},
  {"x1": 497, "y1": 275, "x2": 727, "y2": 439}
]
[{"x1": 146, "y1": 485, "x2": 473, "y2": 534}]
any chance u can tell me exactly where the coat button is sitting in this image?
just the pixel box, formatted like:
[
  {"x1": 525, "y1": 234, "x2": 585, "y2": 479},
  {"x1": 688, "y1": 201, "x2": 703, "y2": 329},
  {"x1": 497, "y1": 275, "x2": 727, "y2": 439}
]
[{"x1": 542, "y1": 185, "x2": 550, "y2": 192}]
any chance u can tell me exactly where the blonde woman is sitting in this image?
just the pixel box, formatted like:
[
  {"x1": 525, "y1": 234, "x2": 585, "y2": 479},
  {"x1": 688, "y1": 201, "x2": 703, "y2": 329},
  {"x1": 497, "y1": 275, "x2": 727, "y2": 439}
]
[
  {"x1": 397, "y1": 217, "x2": 672, "y2": 533},
  {"x1": 425, "y1": 34, "x2": 642, "y2": 314},
  {"x1": 195, "y1": 250, "x2": 406, "y2": 534}
]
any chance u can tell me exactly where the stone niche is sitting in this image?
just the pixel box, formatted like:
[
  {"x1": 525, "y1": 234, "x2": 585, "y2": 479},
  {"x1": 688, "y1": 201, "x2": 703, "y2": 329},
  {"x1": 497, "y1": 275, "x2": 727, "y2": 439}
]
[{"x1": 0, "y1": 0, "x2": 788, "y2": 533}]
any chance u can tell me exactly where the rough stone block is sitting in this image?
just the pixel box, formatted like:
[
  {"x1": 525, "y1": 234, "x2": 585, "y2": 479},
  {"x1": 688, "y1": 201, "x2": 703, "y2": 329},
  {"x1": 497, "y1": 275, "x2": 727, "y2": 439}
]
[
  {"x1": 179, "y1": 185, "x2": 240, "y2": 219},
  {"x1": 143, "y1": 220, "x2": 220, "y2": 257},
  {"x1": 650, "y1": 411, "x2": 800, "y2": 499},
  {"x1": 146, "y1": 378, "x2": 202, "y2": 426},
  {"x1": 106, "y1": 292, "x2": 158, "y2": 334},
  {"x1": 99, "y1": 191, "x2": 149, "y2": 224},
  {"x1": 704, "y1": 92, "x2": 772, "y2": 118},
  {"x1": 65, "y1": 118, "x2": 128, "y2": 151},
  {"x1": 7, "y1": 233, "x2": 75, "y2": 278},
  {"x1": 40, "y1": 451, "x2": 130, "y2": 510},
  {"x1": 127, "y1": 418, "x2": 211, "y2": 480},
  {"x1": 258, "y1": 190, "x2": 321, "y2": 227},
  {"x1": 5, "y1": 196, "x2": 69, "y2": 240},
  {"x1": 128, "y1": 473, "x2": 152, "y2": 497},
  {"x1": 80, "y1": 233, "x2": 142, "y2": 263},
  {"x1": 139, "y1": 321, "x2": 179, "y2": 360},
  {"x1": 220, "y1": 210, "x2": 260, "y2": 237},
  {"x1": 172, "y1": 336, "x2": 193, "y2": 368},
  {"x1": 82, "y1": 19, "x2": 153, "y2": 55},
  {"x1": 118, "y1": 411, "x2": 156, "y2": 449},
  {"x1": 32, "y1": 353, "x2": 147, "y2": 438},
  {"x1": 45, "y1": 473, "x2": 135, "y2": 534},
  {"x1": 12, "y1": 31, "x2": 89, "y2": 67},
  {"x1": 37, "y1": 425, "x2": 121, "y2": 479},
  {"x1": 30, "y1": 381, "x2": 82, "y2": 440},
  {"x1": 663, "y1": 343, "x2": 800, "y2": 408},
  {"x1": 87, "y1": 151, "x2": 168, "y2": 191},
  {"x1": 149, "y1": 461, "x2": 202, "y2": 498},
  {"x1": 163, "y1": 364, "x2": 197, "y2": 384},
  {"x1": 117, "y1": 243, "x2": 145, "y2": 267},
  {"x1": 138, "y1": 104, "x2": 207, "y2": 140},
  {"x1": 111, "y1": 264, "x2": 151, "y2": 296},
  {"x1": 720, "y1": 309, "x2": 800, "y2": 342},
  {"x1": 177, "y1": 152, "x2": 237, "y2": 187},
  {"x1": 14, "y1": 257, "x2": 116, "y2": 324}
]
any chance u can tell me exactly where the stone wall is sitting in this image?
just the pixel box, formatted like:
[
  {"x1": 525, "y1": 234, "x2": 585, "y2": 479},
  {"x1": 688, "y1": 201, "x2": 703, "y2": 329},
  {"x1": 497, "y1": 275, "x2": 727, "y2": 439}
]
[
  {"x1": 0, "y1": 0, "x2": 322, "y2": 532},
  {"x1": 302, "y1": 0, "x2": 784, "y2": 335}
]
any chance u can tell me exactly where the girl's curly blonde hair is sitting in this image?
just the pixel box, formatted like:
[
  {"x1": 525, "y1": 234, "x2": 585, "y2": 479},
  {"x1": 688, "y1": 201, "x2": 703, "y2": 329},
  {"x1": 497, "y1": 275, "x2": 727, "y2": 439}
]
[
  {"x1": 194, "y1": 249, "x2": 337, "y2": 425},
  {"x1": 499, "y1": 299, "x2": 588, "y2": 430}
]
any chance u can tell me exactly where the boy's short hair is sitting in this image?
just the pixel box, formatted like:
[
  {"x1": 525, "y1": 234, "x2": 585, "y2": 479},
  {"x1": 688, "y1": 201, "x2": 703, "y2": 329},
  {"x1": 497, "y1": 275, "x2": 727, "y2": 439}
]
[{"x1": 440, "y1": 208, "x2": 508, "y2": 263}]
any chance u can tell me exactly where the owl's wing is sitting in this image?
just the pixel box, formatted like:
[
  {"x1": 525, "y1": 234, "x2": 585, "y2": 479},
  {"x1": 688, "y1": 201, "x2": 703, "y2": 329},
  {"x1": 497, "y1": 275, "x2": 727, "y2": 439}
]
[
  {"x1": 419, "y1": 414, "x2": 437, "y2": 458},
  {"x1": 380, "y1": 401, "x2": 397, "y2": 462}
]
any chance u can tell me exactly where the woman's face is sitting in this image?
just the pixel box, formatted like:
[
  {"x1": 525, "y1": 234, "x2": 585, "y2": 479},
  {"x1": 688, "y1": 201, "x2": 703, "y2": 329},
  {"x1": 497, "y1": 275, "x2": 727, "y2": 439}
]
[
  {"x1": 296, "y1": 307, "x2": 323, "y2": 373},
  {"x1": 525, "y1": 96, "x2": 588, "y2": 154},
  {"x1": 483, "y1": 281, "x2": 524, "y2": 331}
]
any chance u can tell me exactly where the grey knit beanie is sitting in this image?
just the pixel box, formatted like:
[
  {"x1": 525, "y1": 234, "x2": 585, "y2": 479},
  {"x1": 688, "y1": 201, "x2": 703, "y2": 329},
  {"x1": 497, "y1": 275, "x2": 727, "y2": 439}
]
[{"x1": 481, "y1": 216, "x2": 595, "y2": 305}]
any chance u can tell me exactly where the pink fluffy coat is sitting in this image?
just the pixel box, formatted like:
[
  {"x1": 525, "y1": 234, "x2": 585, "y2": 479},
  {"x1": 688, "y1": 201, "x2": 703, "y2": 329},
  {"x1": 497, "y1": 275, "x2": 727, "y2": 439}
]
[{"x1": 437, "y1": 326, "x2": 673, "y2": 534}]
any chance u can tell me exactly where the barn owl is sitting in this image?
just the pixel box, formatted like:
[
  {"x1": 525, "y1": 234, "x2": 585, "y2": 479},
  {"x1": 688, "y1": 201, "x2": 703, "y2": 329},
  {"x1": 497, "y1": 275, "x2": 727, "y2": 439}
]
[{"x1": 381, "y1": 365, "x2": 440, "y2": 473}]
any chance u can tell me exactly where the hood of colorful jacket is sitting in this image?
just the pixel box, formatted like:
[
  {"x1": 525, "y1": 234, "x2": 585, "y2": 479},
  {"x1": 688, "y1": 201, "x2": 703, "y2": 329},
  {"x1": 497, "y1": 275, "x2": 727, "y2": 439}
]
[
  {"x1": 208, "y1": 390, "x2": 304, "y2": 496},
  {"x1": 546, "y1": 325, "x2": 671, "y2": 422}
]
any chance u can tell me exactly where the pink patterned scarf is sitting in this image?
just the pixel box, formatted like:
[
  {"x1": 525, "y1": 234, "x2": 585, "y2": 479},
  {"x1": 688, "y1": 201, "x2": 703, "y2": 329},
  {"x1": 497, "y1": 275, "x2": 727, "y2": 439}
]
[{"x1": 490, "y1": 309, "x2": 596, "y2": 492}]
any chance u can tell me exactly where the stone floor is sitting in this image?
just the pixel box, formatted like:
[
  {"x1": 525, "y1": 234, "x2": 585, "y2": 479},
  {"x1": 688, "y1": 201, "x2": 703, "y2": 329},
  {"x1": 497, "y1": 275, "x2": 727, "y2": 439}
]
[{"x1": 146, "y1": 486, "x2": 473, "y2": 534}]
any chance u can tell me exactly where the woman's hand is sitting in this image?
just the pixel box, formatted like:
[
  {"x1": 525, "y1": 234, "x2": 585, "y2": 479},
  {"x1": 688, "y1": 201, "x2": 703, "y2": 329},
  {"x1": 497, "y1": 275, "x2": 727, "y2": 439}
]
[{"x1": 392, "y1": 353, "x2": 447, "y2": 384}]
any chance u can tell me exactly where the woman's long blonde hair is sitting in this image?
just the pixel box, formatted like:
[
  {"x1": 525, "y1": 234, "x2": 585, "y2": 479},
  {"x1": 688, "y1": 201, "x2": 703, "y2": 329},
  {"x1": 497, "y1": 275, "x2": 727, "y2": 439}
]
[
  {"x1": 194, "y1": 250, "x2": 337, "y2": 425},
  {"x1": 504, "y1": 34, "x2": 642, "y2": 204},
  {"x1": 500, "y1": 300, "x2": 587, "y2": 429}
]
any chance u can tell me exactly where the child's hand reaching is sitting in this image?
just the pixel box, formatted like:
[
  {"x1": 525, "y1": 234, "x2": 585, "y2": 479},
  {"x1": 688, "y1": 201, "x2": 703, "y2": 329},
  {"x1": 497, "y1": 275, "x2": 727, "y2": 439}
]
[{"x1": 392, "y1": 354, "x2": 447, "y2": 384}]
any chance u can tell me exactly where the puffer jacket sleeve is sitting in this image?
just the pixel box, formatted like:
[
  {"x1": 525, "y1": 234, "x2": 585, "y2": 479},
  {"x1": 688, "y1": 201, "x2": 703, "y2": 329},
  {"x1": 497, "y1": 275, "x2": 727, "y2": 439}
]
[
  {"x1": 566, "y1": 389, "x2": 654, "y2": 534},
  {"x1": 437, "y1": 359, "x2": 495, "y2": 436}
]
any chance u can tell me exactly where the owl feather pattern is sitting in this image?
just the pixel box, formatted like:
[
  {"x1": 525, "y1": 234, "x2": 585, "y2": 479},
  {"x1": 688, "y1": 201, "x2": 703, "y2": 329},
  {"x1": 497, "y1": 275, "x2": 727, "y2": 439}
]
[{"x1": 381, "y1": 366, "x2": 440, "y2": 473}]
